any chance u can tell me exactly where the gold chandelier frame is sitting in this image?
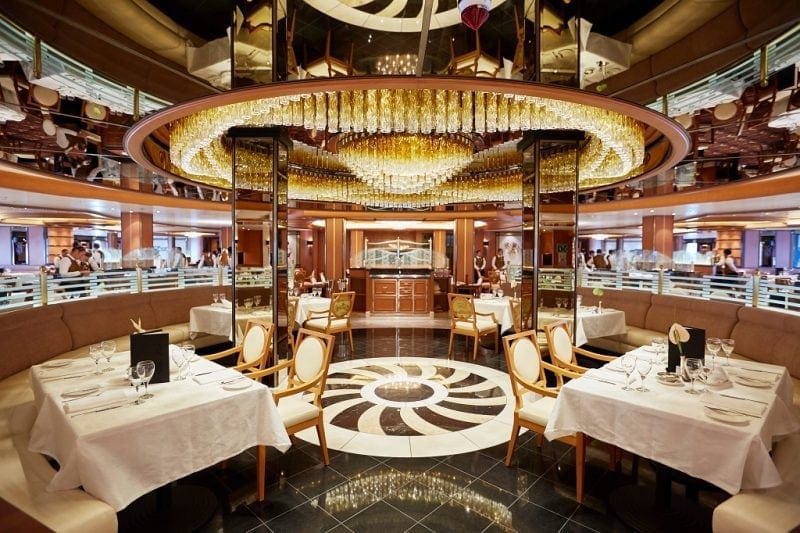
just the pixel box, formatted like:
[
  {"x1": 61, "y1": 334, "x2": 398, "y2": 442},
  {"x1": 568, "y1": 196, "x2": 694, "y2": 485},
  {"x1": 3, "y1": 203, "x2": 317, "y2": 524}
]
[{"x1": 125, "y1": 77, "x2": 691, "y2": 207}]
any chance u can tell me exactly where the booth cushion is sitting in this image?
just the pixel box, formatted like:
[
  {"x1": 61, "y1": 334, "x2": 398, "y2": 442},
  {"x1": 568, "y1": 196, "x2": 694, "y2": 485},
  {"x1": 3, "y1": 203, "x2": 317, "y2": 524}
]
[
  {"x1": 731, "y1": 306, "x2": 800, "y2": 379},
  {"x1": 61, "y1": 293, "x2": 156, "y2": 350},
  {"x1": 0, "y1": 306, "x2": 72, "y2": 378},
  {"x1": 645, "y1": 294, "x2": 741, "y2": 340}
]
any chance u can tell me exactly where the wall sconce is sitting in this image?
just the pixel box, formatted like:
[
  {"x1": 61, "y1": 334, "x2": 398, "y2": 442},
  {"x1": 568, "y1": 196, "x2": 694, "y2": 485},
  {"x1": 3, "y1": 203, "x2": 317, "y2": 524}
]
[
  {"x1": 306, "y1": 239, "x2": 314, "y2": 246},
  {"x1": 482, "y1": 239, "x2": 489, "y2": 246}
]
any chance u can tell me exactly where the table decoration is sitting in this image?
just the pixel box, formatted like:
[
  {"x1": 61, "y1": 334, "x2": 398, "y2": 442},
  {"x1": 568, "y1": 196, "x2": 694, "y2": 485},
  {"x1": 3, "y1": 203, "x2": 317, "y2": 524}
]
[{"x1": 592, "y1": 287, "x2": 604, "y2": 312}]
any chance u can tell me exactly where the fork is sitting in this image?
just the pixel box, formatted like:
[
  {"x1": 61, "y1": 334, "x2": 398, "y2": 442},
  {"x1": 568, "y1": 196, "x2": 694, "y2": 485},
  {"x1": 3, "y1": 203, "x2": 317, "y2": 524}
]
[{"x1": 704, "y1": 405, "x2": 760, "y2": 418}]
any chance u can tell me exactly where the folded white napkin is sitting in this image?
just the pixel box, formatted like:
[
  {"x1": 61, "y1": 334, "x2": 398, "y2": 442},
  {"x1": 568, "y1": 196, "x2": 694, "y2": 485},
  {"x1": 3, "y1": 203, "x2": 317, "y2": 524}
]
[
  {"x1": 584, "y1": 368, "x2": 627, "y2": 385},
  {"x1": 192, "y1": 368, "x2": 242, "y2": 385},
  {"x1": 728, "y1": 367, "x2": 777, "y2": 384},
  {"x1": 63, "y1": 389, "x2": 138, "y2": 414},
  {"x1": 40, "y1": 367, "x2": 93, "y2": 381},
  {"x1": 701, "y1": 391, "x2": 766, "y2": 417}
]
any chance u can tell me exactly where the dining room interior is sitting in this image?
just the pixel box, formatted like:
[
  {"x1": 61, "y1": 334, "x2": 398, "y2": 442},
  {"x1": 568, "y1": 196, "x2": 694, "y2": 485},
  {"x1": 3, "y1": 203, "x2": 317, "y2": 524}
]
[{"x1": 0, "y1": 0, "x2": 800, "y2": 532}]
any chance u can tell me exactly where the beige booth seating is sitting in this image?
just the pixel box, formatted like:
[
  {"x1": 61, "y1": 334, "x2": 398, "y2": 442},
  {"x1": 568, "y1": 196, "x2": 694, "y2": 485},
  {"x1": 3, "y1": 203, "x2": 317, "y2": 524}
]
[{"x1": 0, "y1": 285, "x2": 229, "y2": 532}]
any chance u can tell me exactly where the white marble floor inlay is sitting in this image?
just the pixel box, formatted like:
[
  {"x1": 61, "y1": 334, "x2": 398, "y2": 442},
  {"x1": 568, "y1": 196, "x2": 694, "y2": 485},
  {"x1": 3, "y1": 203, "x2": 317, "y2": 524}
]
[{"x1": 296, "y1": 357, "x2": 516, "y2": 457}]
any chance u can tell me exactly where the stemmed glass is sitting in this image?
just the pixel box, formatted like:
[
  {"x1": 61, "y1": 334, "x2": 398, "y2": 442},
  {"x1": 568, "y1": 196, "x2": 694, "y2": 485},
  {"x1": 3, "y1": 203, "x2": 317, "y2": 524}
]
[
  {"x1": 89, "y1": 344, "x2": 104, "y2": 375},
  {"x1": 636, "y1": 358, "x2": 652, "y2": 392},
  {"x1": 170, "y1": 348, "x2": 188, "y2": 380},
  {"x1": 254, "y1": 295, "x2": 261, "y2": 307},
  {"x1": 684, "y1": 358, "x2": 703, "y2": 394},
  {"x1": 620, "y1": 354, "x2": 637, "y2": 391},
  {"x1": 720, "y1": 339, "x2": 735, "y2": 366},
  {"x1": 497, "y1": 289, "x2": 504, "y2": 298},
  {"x1": 706, "y1": 337, "x2": 721, "y2": 367},
  {"x1": 136, "y1": 360, "x2": 156, "y2": 400},
  {"x1": 100, "y1": 340, "x2": 116, "y2": 372},
  {"x1": 244, "y1": 298, "x2": 253, "y2": 310},
  {"x1": 212, "y1": 293, "x2": 220, "y2": 304},
  {"x1": 127, "y1": 366, "x2": 144, "y2": 404},
  {"x1": 651, "y1": 337, "x2": 667, "y2": 365}
]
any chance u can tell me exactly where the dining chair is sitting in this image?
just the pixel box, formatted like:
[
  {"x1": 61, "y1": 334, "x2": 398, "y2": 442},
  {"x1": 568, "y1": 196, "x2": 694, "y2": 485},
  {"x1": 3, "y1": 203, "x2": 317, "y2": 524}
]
[
  {"x1": 447, "y1": 293, "x2": 498, "y2": 360},
  {"x1": 247, "y1": 328, "x2": 335, "y2": 501},
  {"x1": 304, "y1": 291, "x2": 355, "y2": 351},
  {"x1": 203, "y1": 319, "x2": 274, "y2": 376},
  {"x1": 285, "y1": 297, "x2": 299, "y2": 355},
  {"x1": 544, "y1": 319, "x2": 616, "y2": 373},
  {"x1": 510, "y1": 298, "x2": 548, "y2": 355},
  {"x1": 502, "y1": 329, "x2": 586, "y2": 502}
]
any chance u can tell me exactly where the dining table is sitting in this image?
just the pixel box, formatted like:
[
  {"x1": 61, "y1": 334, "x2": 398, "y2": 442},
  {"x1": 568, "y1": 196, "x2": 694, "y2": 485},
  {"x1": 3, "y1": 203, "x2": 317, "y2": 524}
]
[
  {"x1": 28, "y1": 353, "x2": 291, "y2": 513},
  {"x1": 189, "y1": 302, "x2": 273, "y2": 339},
  {"x1": 538, "y1": 306, "x2": 627, "y2": 346},
  {"x1": 294, "y1": 295, "x2": 332, "y2": 324},
  {"x1": 473, "y1": 295, "x2": 514, "y2": 332},
  {"x1": 544, "y1": 347, "x2": 799, "y2": 530}
]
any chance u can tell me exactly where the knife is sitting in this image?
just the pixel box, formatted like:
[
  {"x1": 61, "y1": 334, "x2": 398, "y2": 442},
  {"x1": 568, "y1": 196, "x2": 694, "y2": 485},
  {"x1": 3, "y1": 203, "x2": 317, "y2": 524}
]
[
  {"x1": 70, "y1": 402, "x2": 135, "y2": 417},
  {"x1": 719, "y1": 393, "x2": 768, "y2": 405}
]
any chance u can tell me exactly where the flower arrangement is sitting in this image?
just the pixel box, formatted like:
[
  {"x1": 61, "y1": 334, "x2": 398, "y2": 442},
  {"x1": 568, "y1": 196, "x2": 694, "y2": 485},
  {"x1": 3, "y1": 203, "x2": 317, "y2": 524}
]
[
  {"x1": 668, "y1": 322, "x2": 690, "y2": 355},
  {"x1": 592, "y1": 287, "x2": 604, "y2": 297}
]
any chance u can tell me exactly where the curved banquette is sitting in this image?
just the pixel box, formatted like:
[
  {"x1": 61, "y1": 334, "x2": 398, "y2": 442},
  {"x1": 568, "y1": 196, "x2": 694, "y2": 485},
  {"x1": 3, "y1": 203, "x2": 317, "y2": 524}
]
[
  {"x1": 576, "y1": 287, "x2": 800, "y2": 533},
  {"x1": 0, "y1": 286, "x2": 229, "y2": 532}
]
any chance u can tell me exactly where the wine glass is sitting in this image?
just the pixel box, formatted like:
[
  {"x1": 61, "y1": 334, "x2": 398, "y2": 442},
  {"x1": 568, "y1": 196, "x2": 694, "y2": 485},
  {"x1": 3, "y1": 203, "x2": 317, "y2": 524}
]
[
  {"x1": 655, "y1": 338, "x2": 668, "y2": 365},
  {"x1": 182, "y1": 343, "x2": 196, "y2": 363},
  {"x1": 100, "y1": 339, "x2": 116, "y2": 371},
  {"x1": 212, "y1": 292, "x2": 220, "y2": 304},
  {"x1": 620, "y1": 354, "x2": 637, "y2": 391},
  {"x1": 720, "y1": 339, "x2": 735, "y2": 366},
  {"x1": 684, "y1": 358, "x2": 703, "y2": 394},
  {"x1": 89, "y1": 344, "x2": 104, "y2": 375},
  {"x1": 127, "y1": 366, "x2": 144, "y2": 404},
  {"x1": 636, "y1": 358, "x2": 652, "y2": 392},
  {"x1": 497, "y1": 289, "x2": 504, "y2": 298},
  {"x1": 706, "y1": 337, "x2": 721, "y2": 367},
  {"x1": 244, "y1": 298, "x2": 253, "y2": 310},
  {"x1": 254, "y1": 295, "x2": 261, "y2": 307},
  {"x1": 698, "y1": 362, "x2": 714, "y2": 391},
  {"x1": 170, "y1": 348, "x2": 188, "y2": 381},
  {"x1": 136, "y1": 360, "x2": 156, "y2": 400}
]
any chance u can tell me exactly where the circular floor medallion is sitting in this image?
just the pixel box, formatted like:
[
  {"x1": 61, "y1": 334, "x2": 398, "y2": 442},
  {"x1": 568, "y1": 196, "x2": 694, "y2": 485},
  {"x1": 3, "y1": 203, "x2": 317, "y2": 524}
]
[{"x1": 296, "y1": 357, "x2": 516, "y2": 457}]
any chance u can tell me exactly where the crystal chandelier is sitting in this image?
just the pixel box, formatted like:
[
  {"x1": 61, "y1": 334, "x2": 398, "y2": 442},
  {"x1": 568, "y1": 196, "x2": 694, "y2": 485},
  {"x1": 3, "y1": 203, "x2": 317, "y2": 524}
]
[
  {"x1": 374, "y1": 54, "x2": 418, "y2": 75},
  {"x1": 337, "y1": 132, "x2": 473, "y2": 194}
]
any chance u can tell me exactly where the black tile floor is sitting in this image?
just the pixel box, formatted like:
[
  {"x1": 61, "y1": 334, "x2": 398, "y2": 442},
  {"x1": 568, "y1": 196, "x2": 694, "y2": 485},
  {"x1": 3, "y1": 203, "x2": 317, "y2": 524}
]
[{"x1": 120, "y1": 328, "x2": 724, "y2": 533}]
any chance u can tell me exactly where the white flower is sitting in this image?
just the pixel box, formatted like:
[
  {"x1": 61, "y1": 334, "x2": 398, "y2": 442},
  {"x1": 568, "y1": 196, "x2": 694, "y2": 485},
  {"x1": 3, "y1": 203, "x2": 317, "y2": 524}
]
[{"x1": 668, "y1": 323, "x2": 689, "y2": 354}]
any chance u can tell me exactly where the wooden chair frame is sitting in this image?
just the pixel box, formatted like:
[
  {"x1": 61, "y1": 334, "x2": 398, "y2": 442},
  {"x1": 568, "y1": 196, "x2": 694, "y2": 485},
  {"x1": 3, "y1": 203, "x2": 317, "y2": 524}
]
[
  {"x1": 247, "y1": 328, "x2": 335, "y2": 501},
  {"x1": 204, "y1": 319, "x2": 274, "y2": 375},
  {"x1": 447, "y1": 293, "x2": 499, "y2": 360},
  {"x1": 305, "y1": 291, "x2": 355, "y2": 351},
  {"x1": 503, "y1": 329, "x2": 586, "y2": 502},
  {"x1": 544, "y1": 319, "x2": 615, "y2": 373}
]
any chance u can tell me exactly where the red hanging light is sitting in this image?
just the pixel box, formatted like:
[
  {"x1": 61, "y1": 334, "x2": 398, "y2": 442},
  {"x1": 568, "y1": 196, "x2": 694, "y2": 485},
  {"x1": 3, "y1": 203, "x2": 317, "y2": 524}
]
[{"x1": 458, "y1": 0, "x2": 491, "y2": 30}]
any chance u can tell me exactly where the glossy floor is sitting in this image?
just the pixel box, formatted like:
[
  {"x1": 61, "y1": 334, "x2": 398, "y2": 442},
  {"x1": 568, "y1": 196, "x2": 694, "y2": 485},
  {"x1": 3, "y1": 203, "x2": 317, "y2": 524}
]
[{"x1": 119, "y1": 328, "x2": 722, "y2": 532}]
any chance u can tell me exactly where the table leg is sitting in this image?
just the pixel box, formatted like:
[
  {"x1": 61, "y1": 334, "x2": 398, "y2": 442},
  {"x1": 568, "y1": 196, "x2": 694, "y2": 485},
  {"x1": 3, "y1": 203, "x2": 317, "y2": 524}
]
[{"x1": 118, "y1": 484, "x2": 218, "y2": 532}]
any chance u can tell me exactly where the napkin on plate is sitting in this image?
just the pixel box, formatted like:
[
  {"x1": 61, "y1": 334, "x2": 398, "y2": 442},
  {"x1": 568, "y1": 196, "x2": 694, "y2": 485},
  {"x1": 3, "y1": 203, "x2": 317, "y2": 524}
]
[
  {"x1": 63, "y1": 389, "x2": 138, "y2": 414},
  {"x1": 700, "y1": 391, "x2": 766, "y2": 417}
]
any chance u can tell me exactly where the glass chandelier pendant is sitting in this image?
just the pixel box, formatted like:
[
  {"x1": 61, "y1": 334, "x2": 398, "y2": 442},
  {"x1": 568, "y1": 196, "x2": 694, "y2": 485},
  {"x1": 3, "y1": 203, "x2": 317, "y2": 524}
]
[{"x1": 458, "y1": 0, "x2": 491, "y2": 30}]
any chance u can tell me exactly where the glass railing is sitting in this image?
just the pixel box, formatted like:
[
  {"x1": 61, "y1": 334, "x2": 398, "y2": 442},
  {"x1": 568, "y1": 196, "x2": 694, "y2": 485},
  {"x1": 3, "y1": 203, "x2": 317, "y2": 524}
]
[{"x1": 0, "y1": 267, "x2": 274, "y2": 314}]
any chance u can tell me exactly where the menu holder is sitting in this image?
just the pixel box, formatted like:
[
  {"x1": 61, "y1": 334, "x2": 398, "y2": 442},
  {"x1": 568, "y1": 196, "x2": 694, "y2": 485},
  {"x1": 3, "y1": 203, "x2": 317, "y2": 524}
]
[
  {"x1": 130, "y1": 330, "x2": 170, "y2": 384},
  {"x1": 667, "y1": 326, "x2": 706, "y2": 372}
]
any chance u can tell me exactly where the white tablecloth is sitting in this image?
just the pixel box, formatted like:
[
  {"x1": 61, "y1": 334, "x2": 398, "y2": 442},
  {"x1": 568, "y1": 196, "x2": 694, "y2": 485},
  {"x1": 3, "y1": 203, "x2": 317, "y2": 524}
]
[
  {"x1": 28, "y1": 356, "x2": 291, "y2": 510},
  {"x1": 544, "y1": 355, "x2": 800, "y2": 494},
  {"x1": 473, "y1": 297, "x2": 514, "y2": 332},
  {"x1": 538, "y1": 307, "x2": 627, "y2": 346},
  {"x1": 189, "y1": 304, "x2": 273, "y2": 338},
  {"x1": 295, "y1": 296, "x2": 331, "y2": 325}
]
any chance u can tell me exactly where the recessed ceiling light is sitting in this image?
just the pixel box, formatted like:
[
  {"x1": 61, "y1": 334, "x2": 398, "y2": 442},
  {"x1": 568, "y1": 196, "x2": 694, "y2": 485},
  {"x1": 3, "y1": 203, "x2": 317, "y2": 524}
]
[
  {"x1": 633, "y1": 212, "x2": 638, "y2": 216},
  {"x1": 649, "y1": 209, "x2": 655, "y2": 213}
]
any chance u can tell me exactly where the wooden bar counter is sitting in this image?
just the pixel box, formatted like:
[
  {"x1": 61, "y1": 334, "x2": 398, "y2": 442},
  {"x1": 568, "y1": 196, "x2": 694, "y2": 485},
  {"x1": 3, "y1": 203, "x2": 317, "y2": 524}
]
[{"x1": 365, "y1": 268, "x2": 432, "y2": 314}]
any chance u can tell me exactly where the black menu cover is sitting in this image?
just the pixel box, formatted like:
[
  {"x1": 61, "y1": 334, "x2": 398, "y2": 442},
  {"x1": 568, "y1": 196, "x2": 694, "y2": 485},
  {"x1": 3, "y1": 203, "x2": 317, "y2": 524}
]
[
  {"x1": 667, "y1": 326, "x2": 706, "y2": 372},
  {"x1": 130, "y1": 330, "x2": 170, "y2": 384}
]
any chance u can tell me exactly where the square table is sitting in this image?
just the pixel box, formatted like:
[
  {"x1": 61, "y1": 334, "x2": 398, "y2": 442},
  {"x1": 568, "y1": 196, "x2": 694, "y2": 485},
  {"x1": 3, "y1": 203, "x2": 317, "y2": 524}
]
[
  {"x1": 538, "y1": 307, "x2": 627, "y2": 346},
  {"x1": 189, "y1": 303, "x2": 273, "y2": 339},
  {"x1": 544, "y1": 351, "x2": 800, "y2": 494},
  {"x1": 473, "y1": 296, "x2": 514, "y2": 332},
  {"x1": 294, "y1": 295, "x2": 332, "y2": 325},
  {"x1": 28, "y1": 355, "x2": 291, "y2": 511}
]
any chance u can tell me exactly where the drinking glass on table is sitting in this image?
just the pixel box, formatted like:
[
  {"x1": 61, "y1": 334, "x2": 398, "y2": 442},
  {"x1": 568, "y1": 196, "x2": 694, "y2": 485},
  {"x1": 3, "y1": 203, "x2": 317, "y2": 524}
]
[
  {"x1": 684, "y1": 358, "x2": 703, "y2": 394},
  {"x1": 244, "y1": 298, "x2": 253, "y2": 310},
  {"x1": 212, "y1": 293, "x2": 220, "y2": 304},
  {"x1": 254, "y1": 295, "x2": 261, "y2": 307},
  {"x1": 136, "y1": 360, "x2": 156, "y2": 400},
  {"x1": 720, "y1": 339, "x2": 735, "y2": 366},
  {"x1": 706, "y1": 337, "x2": 721, "y2": 367},
  {"x1": 497, "y1": 289, "x2": 504, "y2": 298},
  {"x1": 126, "y1": 366, "x2": 144, "y2": 404},
  {"x1": 89, "y1": 344, "x2": 104, "y2": 375},
  {"x1": 100, "y1": 340, "x2": 116, "y2": 371},
  {"x1": 636, "y1": 358, "x2": 652, "y2": 392},
  {"x1": 651, "y1": 337, "x2": 667, "y2": 365},
  {"x1": 620, "y1": 354, "x2": 637, "y2": 391},
  {"x1": 170, "y1": 348, "x2": 188, "y2": 380}
]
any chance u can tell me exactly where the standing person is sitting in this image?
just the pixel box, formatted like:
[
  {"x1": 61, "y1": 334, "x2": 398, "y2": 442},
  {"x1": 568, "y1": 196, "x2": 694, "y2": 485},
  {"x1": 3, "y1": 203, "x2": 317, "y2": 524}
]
[
  {"x1": 91, "y1": 242, "x2": 105, "y2": 271},
  {"x1": 473, "y1": 249, "x2": 487, "y2": 280},
  {"x1": 716, "y1": 249, "x2": 739, "y2": 277},
  {"x1": 606, "y1": 250, "x2": 616, "y2": 270},
  {"x1": 171, "y1": 247, "x2": 186, "y2": 270},
  {"x1": 196, "y1": 249, "x2": 214, "y2": 267},
  {"x1": 586, "y1": 250, "x2": 596, "y2": 270},
  {"x1": 58, "y1": 246, "x2": 90, "y2": 297},
  {"x1": 219, "y1": 248, "x2": 230, "y2": 268},
  {"x1": 593, "y1": 249, "x2": 607, "y2": 269},
  {"x1": 492, "y1": 248, "x2": 506, "y2": 278}
]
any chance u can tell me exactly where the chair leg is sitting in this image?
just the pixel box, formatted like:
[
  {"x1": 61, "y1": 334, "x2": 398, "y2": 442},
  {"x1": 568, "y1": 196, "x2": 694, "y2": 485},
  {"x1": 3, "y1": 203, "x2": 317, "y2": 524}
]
[
  {"x1": 448, "y1": 331, "x2": 454, "y2": 356},
  {"x1": 472, "y1": 334, "x2": 479, "y2": 360},
  {"x1": 256, "y1": 445, "x2": 266, "y2": 502},
  {"x1": 316, "y1": 419, "x2": 330, "y2": 465},
  {"x1": 347, "y1": 329, "x2": 354, "y2": 352},
  {"x1": 494, "y1": 331, "x2": 498, "y2": 354},
  {"x1": 575, "y1": 432, "x2": 585, "y2": 503},
  {"x1": 505, "y1": 418, "x2": 520, "y2": 466}
]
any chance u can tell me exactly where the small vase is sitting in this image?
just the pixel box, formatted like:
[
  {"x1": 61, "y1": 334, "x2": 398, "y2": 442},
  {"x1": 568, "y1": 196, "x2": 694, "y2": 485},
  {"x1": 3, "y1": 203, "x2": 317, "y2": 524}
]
[{"x1": 597, "y1": 300, "x2": 602, "y2": 314}]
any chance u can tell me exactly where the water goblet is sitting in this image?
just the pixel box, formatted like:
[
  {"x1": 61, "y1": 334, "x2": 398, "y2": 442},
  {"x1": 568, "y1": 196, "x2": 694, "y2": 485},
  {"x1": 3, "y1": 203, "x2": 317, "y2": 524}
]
[
  {"x1": 136, "y1": 360, "x2": 156, "y2": 400},
  {"x1": 636, "y1": 358, "x2": 652, "y2": 392},
  {"x1": 182, "y1": 343, "x2": 196, "y2": 363},
  {"x1": 126, "y1": 366, "x2": 144, "y2": 404},
  {"x1": 655, "y1": 337, "x2": 668, "y2": 365},
  {"x1": 497, "y1": 289, "x2": 504, "y2": 298},
  {"x1": 706, "y1": 337, "x2": 721, "y2": 367},
  {"x1": 170, "y1": 348, "x2": 188, "y2": 381},
  {"x1": 620, "y1": 354, "x2": 637, "y2": 391},
  {"x1": 720, "y1": 339, "x2": 735, "y2": 366},
  {"x1": 254, "y1": 295, "x2": 261, "y2": 307},
  {"x1": 100, "y1": 339, "x2": 116, "y2": 372},
  {"x1": 89, "y1": 344, "x2": 104, "y2": 375},
  {"x1": 212, "y1": 293, "x2": 220, "y2": 304},
  {"x1": 244, "y1": 298, "x2": 253, "y2": 310},
  {"x1": 684, "y1": 357, "x2": 703, "y2": 394}
]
